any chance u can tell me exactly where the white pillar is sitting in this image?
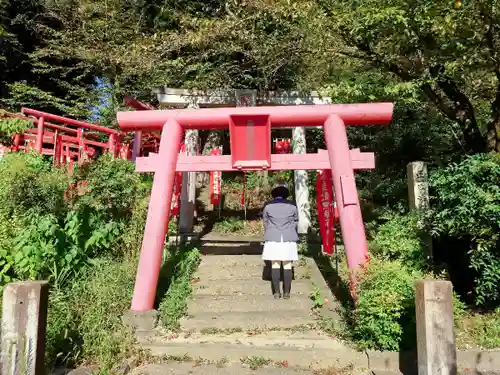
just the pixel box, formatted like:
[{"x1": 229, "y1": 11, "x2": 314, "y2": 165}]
[
  {"x1": 179, "y1": 103, "x2": 199, "y2": 233},
  {"x1": 407, "y1": 161, "x2": 433, "y2": 260},
  {"x1": 293, "y1": 127, "x2": 310, "y2": 234}
]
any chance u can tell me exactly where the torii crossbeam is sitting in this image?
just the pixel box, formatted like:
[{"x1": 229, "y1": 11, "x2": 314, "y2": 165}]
[{"x1": 117, "y1": 103, "x2": 394, "y2": 312}]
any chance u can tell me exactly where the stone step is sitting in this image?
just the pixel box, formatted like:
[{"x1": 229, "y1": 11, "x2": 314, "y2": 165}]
[
  {"x1": 193, "y1": 279, "x2": 312, "y2": 296},
  {"x1": 137, "y1": 341, "x2": 368, "y2": 370},
  {"x1": 141, "y1": 330, "x2": 346, "y2": 351},
  {"x1": 181, "y1": 310, "x2": 315, "y2": 331},
  {"x1": 187, "y1": 294, "x2": 313, "y2": 314},
  {"x1": 197, "y1": 254, "x2": 265, "y2": 269},
  {"x1": 197, "y1": 255, "x2": 311, "y2": 271},
  {"x1": 195, "y1": 262, "x2": 311, "y2": 281},
  {"x1": 201, "y1": 234, "x2": 264, "y2": 243},
  {"x1": 200, "y1": 244, "x2": 264, "y2": 255},
  {"x1": 130, "y1": 362, "x2": 318, "y2": 375}
]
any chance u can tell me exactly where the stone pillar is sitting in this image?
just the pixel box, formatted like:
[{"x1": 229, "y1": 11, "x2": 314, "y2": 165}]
[
  {"x1": 1, "y1": 281, "x2": 49, "y2": 375},
  {"x1": 407, "y1": 161, "x2": 430, "y2": 211},
  {"x1": 292, "y1": 126, "x2": 310, "y2": 234},
  {"x1": 415, "y1": 280, "x2": 457, "y2": 375},
  {"x1": 407, "y1": 161, "x2": 433, "y2": 260},
  {"x1": 179, "y1": 101, "x2": 199, "y2": 233}
]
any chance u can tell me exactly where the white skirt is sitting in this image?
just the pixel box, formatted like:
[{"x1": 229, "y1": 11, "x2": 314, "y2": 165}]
[{"x1": 262, "y1": 235, "x2": 299, "y2": 261}]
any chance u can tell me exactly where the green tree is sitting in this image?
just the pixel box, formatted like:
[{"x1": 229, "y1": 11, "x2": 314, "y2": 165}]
[{"x1": 320, "y1": 0, "x2": 500, "y2": 153}]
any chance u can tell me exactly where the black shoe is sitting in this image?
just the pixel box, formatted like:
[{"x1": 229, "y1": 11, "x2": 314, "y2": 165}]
[
  {"x1": 274, "y1": 293, "x2": 282, "y2": 299},
  {"x1": 283, "y1": 293, "x2": 290, "y2": 299}
]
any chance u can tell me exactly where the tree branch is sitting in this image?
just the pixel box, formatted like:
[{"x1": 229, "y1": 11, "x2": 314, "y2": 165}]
[{"x1": 480, "y1": 4, "x2": 500, "y2": 151}]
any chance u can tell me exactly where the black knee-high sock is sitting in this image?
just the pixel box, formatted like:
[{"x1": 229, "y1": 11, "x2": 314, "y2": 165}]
[
  {"x1": 283, "y1": 269, "x2": 292, "y2": 295},
  {"x1": 271, "y1": 268, "x2": 281, "y2": 295}
]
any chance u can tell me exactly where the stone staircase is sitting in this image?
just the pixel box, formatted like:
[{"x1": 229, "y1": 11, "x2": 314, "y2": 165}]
[{"x1": 137, "y1": 235, "x2": 367, "y2": 372}]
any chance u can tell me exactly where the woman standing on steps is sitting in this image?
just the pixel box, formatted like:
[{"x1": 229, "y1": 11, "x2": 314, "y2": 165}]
[{"x1": 261, "y1": 181, "x2": 299, "y2": 299}]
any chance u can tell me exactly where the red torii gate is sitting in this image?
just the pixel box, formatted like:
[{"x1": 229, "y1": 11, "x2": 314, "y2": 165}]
[{"x1": 117, "y1": 102, "x2": 394, "y2": 312}]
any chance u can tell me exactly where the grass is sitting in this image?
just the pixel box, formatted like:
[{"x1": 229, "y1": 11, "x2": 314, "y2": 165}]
[
  {"x1": 240, "y1": 356, "x2": 273, "y2": 370},
  {"x1": 157, "y1": 245, "x2": 201, "y2": 330},
  {"x1": 211, "y1": 217, "x2": 264, "y2": 236},
  {"x1": 45, "y1": 257, "x2": 139, "y2": 371},
  {"x1": 44, "y1": 245, "x2": 201, "y2": 372},
  {"x1": 456, "y1": 309, "x2": 500, "y2": 349}
]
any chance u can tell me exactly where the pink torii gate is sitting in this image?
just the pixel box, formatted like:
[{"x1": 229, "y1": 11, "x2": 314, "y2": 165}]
[{"x1": 117, "y1": 103, "x2": 394, "y2": 312}]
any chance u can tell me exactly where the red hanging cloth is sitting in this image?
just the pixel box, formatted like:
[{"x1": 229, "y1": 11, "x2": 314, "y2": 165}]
[
  {"x1": 316, "y1": 170, "x2": 338, "y2": 255},
  {"x1": 210, "y1": 147, "x2": 222, "y2": 206}
]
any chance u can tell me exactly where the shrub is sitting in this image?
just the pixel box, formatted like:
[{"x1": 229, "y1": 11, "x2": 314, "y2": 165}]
[
  {"x1": 73, "y1": 154, "x2": 140, "y2": 220},
  {"x1": 0, "y1": 116, "x2": 32, "y2": 146},
  {"x1": 351, "y1": 258, "x2": 422, "y2": 351},
  {"x1": 348, "y1": 258, "x2": 465, "y2": 351},
  {"x1": 0, "y1": 152, "x2": 70, "y2": 217},
  {"x1": 370, "y1": 213, "x2": 426, "y2": 269},
  {"x1": 425, "y1": 153, "x2": 500, "y2": 307}
]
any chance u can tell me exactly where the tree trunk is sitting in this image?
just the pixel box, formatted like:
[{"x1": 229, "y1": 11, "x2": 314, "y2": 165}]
[{"x1": 486, "y1": 119, "x2": 500, "y2": 152}]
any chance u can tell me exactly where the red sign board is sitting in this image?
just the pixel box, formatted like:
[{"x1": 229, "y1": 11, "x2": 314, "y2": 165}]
[
  {"x1": 229, "y1": 114, "x2": 271, "y2": 170},
  {"x1": 316, "y1": 170, "x2": 338, "y2": 255},
  {"x1": 210, "y1": 147, "x2": 222, "y2": 205}
]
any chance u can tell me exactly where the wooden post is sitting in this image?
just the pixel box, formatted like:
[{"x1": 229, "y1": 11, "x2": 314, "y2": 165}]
[
  {"x1": 292, "y1": 126, "x2": 310, "y2": 234},
  {"x1": 415, "y1": 280, "x2": 457, "y2": 375},
  {"x1": 1, "y1": 281, "x2": 49, "y2": 375}
]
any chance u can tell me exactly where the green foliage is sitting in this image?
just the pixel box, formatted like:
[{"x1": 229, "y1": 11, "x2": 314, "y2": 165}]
[
  {"x1": 331, "y1": 255, "x2": 465, "y2": 351},
  {"x1": 73, "y1": 154, "x2": 140, "y2": 220},
  {"x1": 0, "y1": 0, "x2": 96, "y2": 117},
  {"x1": 370, "y1": 213, "x2": 427, "y2": 269},
  {"x1": 425, "y1": 153, "x2": 500, "y2": 306},
  {"x1": 0, "y1": 116, "x2": 31, "y2": 145},
  {"x1": 321, "y1": 0, "x2": 500, "y2": 152},
  {"x1": 45, "y1": 257, "x2": 137, "y2": 369},
  {"x1": 0, "y1": 150, "x2": 147, "y2": 295},
  {"x1": 0, "y1": 152, "x2": 70, "y2": 217},
  {"x1": 158, "y1": 246, "x2": 201, "y2": 330}
]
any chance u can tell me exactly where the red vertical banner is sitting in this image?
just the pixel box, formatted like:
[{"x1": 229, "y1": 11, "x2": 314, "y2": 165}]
[
  {"x1": 170, "y1": 143, "x2": 185, "y2": 216},
  {"x1": 209, "y1": 147, "x2": 222, "y2": 206},
  {"x1": 316, "y1": 170, "x2": 337, "y2": 255}
]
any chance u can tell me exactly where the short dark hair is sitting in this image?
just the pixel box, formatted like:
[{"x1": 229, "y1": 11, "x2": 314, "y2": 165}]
[{"x1": 271, "y1": 186, "x2": 290, "y2": 199}]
